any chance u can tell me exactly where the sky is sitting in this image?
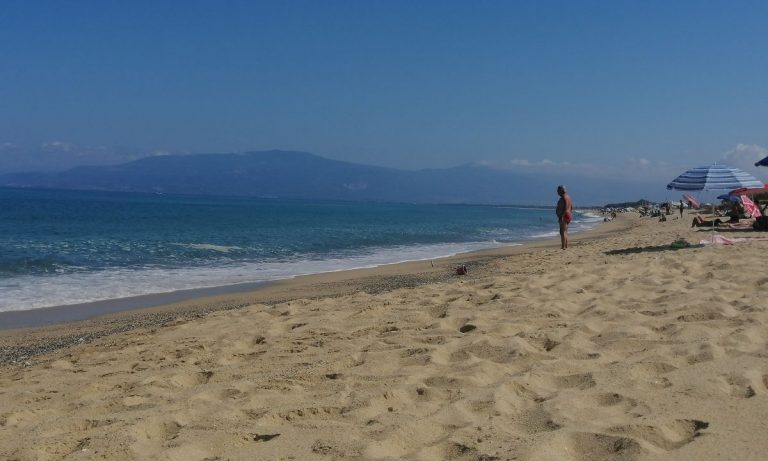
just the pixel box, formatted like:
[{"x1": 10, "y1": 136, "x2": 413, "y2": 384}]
[{"x1": 2, "y1": 0, "x2": 768, "y2": 187}]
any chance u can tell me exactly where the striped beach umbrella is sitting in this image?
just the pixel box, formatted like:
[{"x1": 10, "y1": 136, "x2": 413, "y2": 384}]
[
  {"x1": 666, "y1": 164, "x2": 764, "y2": 191},
  {"x1": 667, "y1": 164, "x2": 764, "y2": 235}
]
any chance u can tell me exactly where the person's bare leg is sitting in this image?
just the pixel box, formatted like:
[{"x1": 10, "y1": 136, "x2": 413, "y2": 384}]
[
  {"x1": 559, "y1": 221, "x2": 568, "y2": 249},
  {"x1": 564, "y1": 223, "x2": 568, "y2": 249}
]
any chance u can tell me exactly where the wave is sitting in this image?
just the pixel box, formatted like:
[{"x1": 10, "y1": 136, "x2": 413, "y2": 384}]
[
  {"x1": 171, "y1": 243, "x2": 243, "y2": 253},
  {"x1": 0, "y1": 240, "x2": 516, "y2": 312},
  {"x1": 530, "y1": 231, "x2": 560, "y2": 238}
]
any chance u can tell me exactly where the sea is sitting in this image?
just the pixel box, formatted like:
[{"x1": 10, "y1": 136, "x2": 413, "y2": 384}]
[{"x1": 0, "y1": 187, "x2": 603, "y2": 313}]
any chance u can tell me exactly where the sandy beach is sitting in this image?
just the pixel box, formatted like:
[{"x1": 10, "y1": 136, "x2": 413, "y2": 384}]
[{"x1": 2, "y1": 212, "x2": 768, "y2": 460}]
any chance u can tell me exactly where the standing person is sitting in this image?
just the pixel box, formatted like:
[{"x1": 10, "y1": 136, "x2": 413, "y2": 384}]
[
  {"x1": 679, "y1": 200, "x2": 684, "y2": 218},
  {"x1": 556, "y1": 185, "x2": 573, "y2": 250}
]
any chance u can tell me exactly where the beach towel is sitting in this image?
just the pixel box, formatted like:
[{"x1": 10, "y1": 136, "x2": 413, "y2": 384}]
[
  {"x1": 701, "y1": 235, "x2": 768, "y2": 245},
  {"x1": 727, "y1": 220, "x2": 755, "y2": 229}
]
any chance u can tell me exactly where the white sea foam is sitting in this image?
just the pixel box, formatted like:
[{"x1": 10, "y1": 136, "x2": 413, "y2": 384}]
[
  {"x1": 530, "y1": 231, "x2": 560, "y2": 238},
  {"x1": 576, "y1": 211, "x2": 604, "y2": 221},
  {"x1": 0, "y1": 240, "x2": 516, "y2": 313},
  {"x1": 172, "y1": 243, "x2": 243, "y2": 252}
]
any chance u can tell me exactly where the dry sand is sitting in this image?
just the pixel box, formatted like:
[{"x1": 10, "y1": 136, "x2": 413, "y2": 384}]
[{"x1": 2, "y1": 212, "x2": 768, "y2": 460}]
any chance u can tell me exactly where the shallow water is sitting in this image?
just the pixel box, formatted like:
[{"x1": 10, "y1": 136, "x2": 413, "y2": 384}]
[{"x1": 0, "y1": 187, "x2": 602, "y2": 312}]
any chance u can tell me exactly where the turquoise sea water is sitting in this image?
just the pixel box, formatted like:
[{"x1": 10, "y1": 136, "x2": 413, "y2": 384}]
[{"x1": 0, "y1": 187, "x2": 602, "y2": 312}]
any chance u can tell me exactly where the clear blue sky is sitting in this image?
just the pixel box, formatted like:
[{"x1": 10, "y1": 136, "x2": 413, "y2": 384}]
[{"x1": 2, "y1": 0, "x2": 768, "y2": 182}]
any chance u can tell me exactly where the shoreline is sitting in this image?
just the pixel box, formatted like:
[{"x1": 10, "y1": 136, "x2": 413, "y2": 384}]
[
  {"x1": 0, "y1": 214, "x2": 631, "y2": 362},
  {"x1": 0, "y1": 213, "x2": 611, "y2": 330}
]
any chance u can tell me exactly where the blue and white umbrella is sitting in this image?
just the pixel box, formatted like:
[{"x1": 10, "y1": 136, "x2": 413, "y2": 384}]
[
  {"x1": 667, "y1": 163, "x2": 764, "y2": 191},
  {"x1": 667, "y1": 164, "x2": 763, "y2": 235}
]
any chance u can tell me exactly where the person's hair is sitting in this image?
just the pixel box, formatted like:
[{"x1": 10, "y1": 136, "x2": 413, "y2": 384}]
[{"x1": 557, "y1": 185, "x2": 565, "y2": 192}]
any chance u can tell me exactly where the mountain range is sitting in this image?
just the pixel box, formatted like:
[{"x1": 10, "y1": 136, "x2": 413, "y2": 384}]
[{"x1": 0, "y1": 150, "x2": 656, "y2": 206}]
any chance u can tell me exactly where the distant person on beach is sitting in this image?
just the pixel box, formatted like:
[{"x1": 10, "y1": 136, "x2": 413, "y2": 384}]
[
  {"x1": 679, "y1": 200, "x2": 684, "y2": 218},
  {"x1": 556, "y1": 185, "x2": 573, "y2": 250}
]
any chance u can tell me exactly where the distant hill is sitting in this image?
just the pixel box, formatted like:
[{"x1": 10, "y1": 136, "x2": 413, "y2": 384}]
[
  {"x1": 604, "y1": 199, "x2": 655, "y2": 208},
  {"x1": 0, "y1": 150, "x2": 654, "y2": 206}
]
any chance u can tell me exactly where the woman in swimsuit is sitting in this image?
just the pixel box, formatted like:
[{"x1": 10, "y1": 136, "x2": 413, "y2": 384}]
[{"x1": 691, "y1": 216, "x2": 723, "y2": 227}]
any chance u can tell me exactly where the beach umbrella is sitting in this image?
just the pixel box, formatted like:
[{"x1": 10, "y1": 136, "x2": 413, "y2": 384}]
[
  {"x1": 667, "y1": 163, "x2": 764, "y2": 233},
  {"x1": 682, "y1": 194, "x2": 700, "y2": 209},
  {"x1": 755, "y1": 156, "x2": 768, "y2": 167},
  {"x1": 717, "y1": 194, "x2": 740, "y2": 203},
  {"x1": 741, "y1": 195, "x2": 762, "y2": 217},
  {"x1": 667, "y1": 164, "x2": 764, "y2": 191},
  {"x1": 729, "y1": 185, "x2": 768, "y2": 196}
]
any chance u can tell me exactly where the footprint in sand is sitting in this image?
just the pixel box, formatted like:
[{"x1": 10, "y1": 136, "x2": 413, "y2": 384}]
[
  {"x1": 609, "y1": 419, "x2": 709, "y2": 451},
  {"x1": 677, "y1": 311, "x2": 726, "y2": 322},
  {"x1": 415, "y1": 335, "x2": 447, "y2": 345},
  {"x1": 167, "y1": 370, "x2": 213, "y2": 388},
  {"x1": 400, "y1": 347, "x2": 433, "y2": 366},
  {"x1": 122, "y1": 395, "x2": 152, "y2": 407},
  {"x1": 629, "y1": 362, "x2": 677, "y2": 378},
  {"x1": 589, "y1": 392, "x2": 650, "y2": 417},
  {"x1": 516, "y1": 332, "x2": 560, "y2": 352},
  {"x1": 568, "y1": 432, "x2": 643, "y2": 461},
  {"x1": 721, "y1": 373, "x2": 757, "y2": 398},
  {"x1": 553, "y1": 372, "x2": 596, "y2": 390},
  {"x1": 131, "y1": 416, "x2": 183, "y2": 450},
  {"x1": 462, "y1": 340, "x2": 522, "y2": 364},
  {"x1": 514, "y1": 406, "x2": 562, "y2": 434},
  {"x1": 685, "y1": 343, "x2": 718, "y2": 364},
  {"x1": 269, "y1": 406, "x2": 349, "y2": 423},
  {"x1": 627, "y1": 361, "x2": 676, "y2": 389},
  {"x1": 311, "y1": 439, "x2": 350, "y2": 457},
  {"x1": 427, "y1": 304, "x2": 449, "y2": 319},
  {"x1": 423, "y1": 376, "x2": 465, "y2": 390},
  {"x1": 594, "y1": 392, "x2": 632, "y2": 407},
  {"x1": 438, "y1": 441, "x2": 498, "y2": 461}
]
